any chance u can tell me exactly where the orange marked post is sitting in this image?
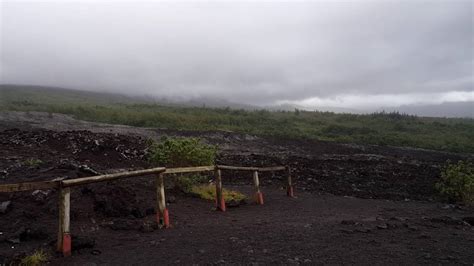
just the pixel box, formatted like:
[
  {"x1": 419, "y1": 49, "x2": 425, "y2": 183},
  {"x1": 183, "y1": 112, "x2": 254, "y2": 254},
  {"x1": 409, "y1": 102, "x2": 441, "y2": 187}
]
[
  {"x1": 256, "y1": 191, "x2": 264, "y2": 205},
  {"x1": 62, "y1": 233, "x2": 72, "y2": 257},
  {"x1": 215, "y1": 169, "x2": 226, "y2": 211},
  {"x1": 156, "y1": 173, "x2": 170, "y2": 228},
  {"x1": 253, "y1": 171, "x2": 264, "y2": 205},
  {"x1": 58, "y1": 185, "x2": 71, "y2": 257}
]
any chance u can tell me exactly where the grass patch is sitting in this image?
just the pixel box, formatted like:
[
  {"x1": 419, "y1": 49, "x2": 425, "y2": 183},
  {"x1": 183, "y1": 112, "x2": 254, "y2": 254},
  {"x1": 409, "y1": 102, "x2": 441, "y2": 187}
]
[
  {"x1": 20, "y1": 249, "x2": 49, "y2": 266},
  {"x1": 191, "y1": 184, "x2": 247, "y2": 202},
  {"x1": 23, "y1": 158, "x2": 44, "y2": 167}
]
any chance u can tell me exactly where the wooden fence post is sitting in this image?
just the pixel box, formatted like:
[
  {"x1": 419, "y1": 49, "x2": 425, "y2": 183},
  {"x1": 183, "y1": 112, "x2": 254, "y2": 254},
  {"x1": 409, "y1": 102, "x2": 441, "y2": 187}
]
[
  {"x1": 156, "y1": 173, "x2": 170, "y2": 228},
  {"x1": 253, "y1": 171, "x2": 264, "y2": 205},
  {"x1": 57, "y1": 185, "x2": 71, "y2": 257},
  {"x1": 286, "y1": 166, "x2": 294, "y2": 197},
  {"x1": 215, "y1": 169, "x2": 226, "y2": 211}
]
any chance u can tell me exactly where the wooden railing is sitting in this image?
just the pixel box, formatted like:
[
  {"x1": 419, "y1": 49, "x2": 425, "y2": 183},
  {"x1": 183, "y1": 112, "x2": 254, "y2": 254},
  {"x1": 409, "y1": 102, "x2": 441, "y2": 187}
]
[{"x1": 0, "y1": 165, "x2": 293, "y2": 257}]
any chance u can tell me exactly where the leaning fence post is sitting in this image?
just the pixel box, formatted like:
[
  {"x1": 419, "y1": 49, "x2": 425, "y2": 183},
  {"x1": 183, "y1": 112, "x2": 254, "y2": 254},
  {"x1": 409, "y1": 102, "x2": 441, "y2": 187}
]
[
  {"x1": 57, "y1": 184, "x2": 71, "y2": 257},
  {"x1": 215, "y1": 168, "x2": 226, "y2": 211},
  {"x1": 286, "y1": 166, "x2": 294, "y2": 197},
  {"x1": 253, "y1": 171, "x2": 264, "y2": 205},
  {"x1": 156, "y1": 173, "x2": 170, "y2": 228}
]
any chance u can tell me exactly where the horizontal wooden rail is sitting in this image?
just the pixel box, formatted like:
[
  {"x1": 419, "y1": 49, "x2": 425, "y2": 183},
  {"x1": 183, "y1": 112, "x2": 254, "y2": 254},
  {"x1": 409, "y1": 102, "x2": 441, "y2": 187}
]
[
  {"x1": 216, "y1": 165, "x2": 259, "y2": 171},
  {"x1": 0, "y1": 165, "x2": 287, "y2": 192},
  {"x1": 216, "y1": 165, "x2": 287, "y2": 172},
  {"x1": 258, "y1": 166, "x2": 287, "y2": 172},
  {"x1": 62, "y1": 167, "x2": 166, "y2": 187},
  {"x1": 0, "y1": 180, "x2": 59, "y2": 193},
  {"x1": 0, "y1": 163, "x2": 294, "y2": 258},
  {"x1": 164, "y1": 166, "x2": 215, "y2": 174}
]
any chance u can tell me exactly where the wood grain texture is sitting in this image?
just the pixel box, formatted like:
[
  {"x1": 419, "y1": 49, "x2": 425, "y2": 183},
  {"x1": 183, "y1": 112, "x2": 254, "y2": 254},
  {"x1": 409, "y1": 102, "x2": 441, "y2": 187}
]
[
  {"x1": 164, "y1": 166, "x2": 215, "y2": 174},
  {"x1": 62, "y1": 167, "x2": 166, "y2": 187}
]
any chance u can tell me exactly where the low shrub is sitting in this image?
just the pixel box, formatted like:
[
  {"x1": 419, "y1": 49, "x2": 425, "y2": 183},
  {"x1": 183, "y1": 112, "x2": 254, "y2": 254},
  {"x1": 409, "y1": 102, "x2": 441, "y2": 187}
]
[
  {"x1": 148, "y1": 136, "x2": 216, "y2": 167},
  {"x1": 435, "y1": 160, "x2": 474, "y2": 205},
  {"x1": 148, "y1": 137, "x2": 217, "y2": 192}
]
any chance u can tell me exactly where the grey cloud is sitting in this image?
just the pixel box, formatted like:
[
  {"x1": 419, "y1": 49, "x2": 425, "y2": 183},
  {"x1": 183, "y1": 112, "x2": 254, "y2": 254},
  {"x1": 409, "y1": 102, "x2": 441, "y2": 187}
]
[{"x1": 1, "y1": 1, "x2": 472, "y2": 107}]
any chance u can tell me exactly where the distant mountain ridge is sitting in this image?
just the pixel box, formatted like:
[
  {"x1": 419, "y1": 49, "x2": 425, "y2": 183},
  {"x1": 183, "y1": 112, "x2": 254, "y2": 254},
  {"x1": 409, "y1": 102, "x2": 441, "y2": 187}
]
[{"x1": 1, "y1": 84, "x2": 472, "y2": 118}]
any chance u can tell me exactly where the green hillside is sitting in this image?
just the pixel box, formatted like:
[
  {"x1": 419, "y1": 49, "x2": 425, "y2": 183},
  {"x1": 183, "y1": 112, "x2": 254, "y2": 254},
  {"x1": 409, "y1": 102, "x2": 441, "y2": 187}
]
[{"x1": 1, "y1": 84, "x2": 473, "y2": 153}]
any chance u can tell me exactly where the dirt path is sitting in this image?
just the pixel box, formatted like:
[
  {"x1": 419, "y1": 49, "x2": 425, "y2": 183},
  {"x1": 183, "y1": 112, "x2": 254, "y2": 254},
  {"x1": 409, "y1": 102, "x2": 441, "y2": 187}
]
[
  {"x1": 0, "y1": 111, "x2": 473, "y2": 264},
  {"x1": 2, "y1": 185, "x2": 473, "y2": 265}
]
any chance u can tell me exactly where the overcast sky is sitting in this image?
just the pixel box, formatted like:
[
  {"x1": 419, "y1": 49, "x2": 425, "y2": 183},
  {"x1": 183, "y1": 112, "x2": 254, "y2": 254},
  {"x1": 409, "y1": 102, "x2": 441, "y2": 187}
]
[{"x1": 1, "y1": 0, "x2": 473, "y2": 112}]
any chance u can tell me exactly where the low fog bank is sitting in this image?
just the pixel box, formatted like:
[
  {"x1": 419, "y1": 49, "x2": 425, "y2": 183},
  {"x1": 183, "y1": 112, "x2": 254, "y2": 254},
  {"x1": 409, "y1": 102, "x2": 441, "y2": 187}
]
[
  {"x1": 1, "y1": 1, "x2": 472, "y2": 117},
  {"x1": 1, "y1": 84, "x2": 472, "y2": 118}
]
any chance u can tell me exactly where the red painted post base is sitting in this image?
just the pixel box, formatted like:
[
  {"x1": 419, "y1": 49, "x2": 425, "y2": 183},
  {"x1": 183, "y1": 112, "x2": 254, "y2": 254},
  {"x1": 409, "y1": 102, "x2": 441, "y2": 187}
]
[
  {"x1": 62, "y1": 233, "x2": 72, "y2": 257},
  {"x1": 256, "y1": 192, "x2": 264, "y2": 205},
  {"x1": 287, "y1": 186, "x2": 294, "y2": 197},
  {"x1": 163, "y1": 208, "x2": 170, "y2": 228},
  {"x1": 216, "y1": 197, "x2": 226, "y2": 212},
  {"x1": 157, "y1": 208, "x2": 170, "y2": 228}
]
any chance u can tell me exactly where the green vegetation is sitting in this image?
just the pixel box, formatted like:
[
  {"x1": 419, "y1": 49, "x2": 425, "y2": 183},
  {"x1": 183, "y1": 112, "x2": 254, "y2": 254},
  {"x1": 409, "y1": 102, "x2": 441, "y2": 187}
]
[
  {"x1": 24, "y1": 158, "x2": 44, "y2": 168},
  {"x1": 174, "y1": 174, "x2": 209, "y2": 193},
  {"x1": 148, "y1": 136, "x2": 217, "y2": 193},
  {"x1": 191, "y1": 184, "x2": 247, "y2": 202},
  {"x1": 146, "y1": 136, "x2": 246, "y2": 201},
  {"x1": 2, "y1": 85, "x2": 474, "y2": 153},
  {"x1": 148, "y1": 136, "x2": 216, "y2": 168},
  {"x1": 435, "y1": 161, "x2": 474, "y2": 205},
  {"x1": 20, "y1": 249, "x2": 49, "y2": 266}
]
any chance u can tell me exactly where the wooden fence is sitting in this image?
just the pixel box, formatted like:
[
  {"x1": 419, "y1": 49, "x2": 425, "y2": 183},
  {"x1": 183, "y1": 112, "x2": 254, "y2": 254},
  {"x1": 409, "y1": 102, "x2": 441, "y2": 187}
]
[{"x1": 0, "y1": 165, "x2": 293, "y2": 257}]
